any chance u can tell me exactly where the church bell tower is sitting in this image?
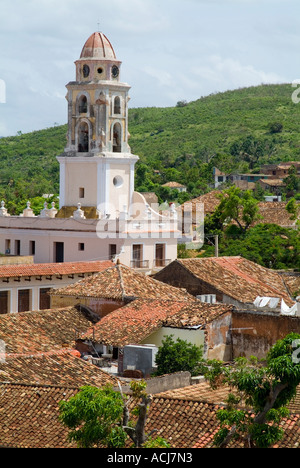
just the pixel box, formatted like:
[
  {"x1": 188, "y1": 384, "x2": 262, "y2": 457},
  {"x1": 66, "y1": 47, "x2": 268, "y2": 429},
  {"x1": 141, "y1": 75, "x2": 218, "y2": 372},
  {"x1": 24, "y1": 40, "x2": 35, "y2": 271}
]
[{"x1": 57, "y1": 31, "x2": 139, "y2": 218}]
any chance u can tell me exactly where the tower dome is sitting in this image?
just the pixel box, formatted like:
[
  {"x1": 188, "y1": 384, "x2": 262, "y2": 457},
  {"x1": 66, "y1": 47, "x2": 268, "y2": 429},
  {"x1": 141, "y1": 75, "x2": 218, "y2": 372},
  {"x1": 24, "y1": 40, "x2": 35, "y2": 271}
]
[{"x1": 80, "y1": 32, "x2": 117, "y2": 60}]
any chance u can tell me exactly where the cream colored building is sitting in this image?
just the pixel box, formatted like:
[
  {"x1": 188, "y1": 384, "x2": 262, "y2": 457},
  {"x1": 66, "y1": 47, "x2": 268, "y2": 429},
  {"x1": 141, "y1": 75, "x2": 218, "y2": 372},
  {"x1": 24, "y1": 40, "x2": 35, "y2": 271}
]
[{"x1": 0, "y1": 32, "x2": 179, "y2": 272}]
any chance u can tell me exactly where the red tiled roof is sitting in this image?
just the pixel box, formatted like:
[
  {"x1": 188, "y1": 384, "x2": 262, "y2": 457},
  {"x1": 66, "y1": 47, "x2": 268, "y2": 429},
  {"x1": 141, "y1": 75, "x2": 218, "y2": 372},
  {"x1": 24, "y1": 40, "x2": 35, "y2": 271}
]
[
  {"x1": 2, "y1": 379, "x2": 300, "y2": 448},
  {"x1": 0, "y1": 383, "x2": 79, "y2": 448},
  {"x1": 83, "y1": 299, "x2": 232, "y2": 347},
  {"x1": 0, "y1": 306, "x2": 97, "y2": 355},
  {"x1": 0, "y1": 350, "x2": 118, "y2": 387},
  {"x1": 0, "y1": 260, "x2": 113, "y2": 278},
  {"x1": 51, "y1": 263, "x2": 194, "y2": 302},
  {"x1": 174, "y1": 257, "x2": 295, "y2": 306},
  {"x1": 147, "y1": 381, "x2": 300, "y2": 448}
]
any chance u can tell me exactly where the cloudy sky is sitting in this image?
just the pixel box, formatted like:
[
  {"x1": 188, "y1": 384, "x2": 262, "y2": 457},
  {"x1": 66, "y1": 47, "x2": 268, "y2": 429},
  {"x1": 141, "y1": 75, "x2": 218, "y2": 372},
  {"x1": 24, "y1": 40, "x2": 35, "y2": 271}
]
[{"x1": 0, "y1": 0, "x2": 299, "y2": 136}]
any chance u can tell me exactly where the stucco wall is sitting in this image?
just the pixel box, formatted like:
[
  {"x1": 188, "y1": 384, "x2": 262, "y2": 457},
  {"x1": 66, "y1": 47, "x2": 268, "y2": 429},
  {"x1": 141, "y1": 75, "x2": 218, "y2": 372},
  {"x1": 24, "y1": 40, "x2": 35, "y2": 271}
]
[
  {"x1": 232, "y1": 311, "x2": 300, "y2": 359},
  {"x1": 206, "y1": 312, "x2": 232, "y2": 361}
]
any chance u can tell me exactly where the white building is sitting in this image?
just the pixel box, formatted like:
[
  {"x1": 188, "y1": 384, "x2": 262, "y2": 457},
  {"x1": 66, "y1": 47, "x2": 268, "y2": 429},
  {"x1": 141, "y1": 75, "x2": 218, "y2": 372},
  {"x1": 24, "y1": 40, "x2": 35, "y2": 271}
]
[{"x1": 0, "y1": 32, "x2": 179, "y2": 272}]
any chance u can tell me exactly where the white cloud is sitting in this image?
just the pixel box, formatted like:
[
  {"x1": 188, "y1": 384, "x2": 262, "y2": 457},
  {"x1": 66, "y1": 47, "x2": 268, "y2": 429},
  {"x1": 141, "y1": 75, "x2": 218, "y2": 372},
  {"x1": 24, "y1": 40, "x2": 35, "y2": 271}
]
[{"x1": 0, "y1": 0, "x2": 299, "y2": 135}]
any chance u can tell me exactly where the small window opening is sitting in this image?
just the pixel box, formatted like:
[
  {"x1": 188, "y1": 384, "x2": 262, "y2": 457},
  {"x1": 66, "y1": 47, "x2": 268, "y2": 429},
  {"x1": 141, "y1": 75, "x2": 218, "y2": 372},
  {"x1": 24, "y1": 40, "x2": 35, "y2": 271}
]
[
  {"x1": 112, "y1": 123, "x2": 121, "y2": 153},
  {"x1": 78, "y1": 122, "x2": 89, "y2": 152},
  {"x1": 79, "y1": 96, "x2": 88, "y2": 114},
  {"x1": 78, "y1": 243, "x2": 85, "y2": 251},
  {"x1": 114, "y1": 96, "x2": 121, "y2": 114},
  {"x1": 79, "y1": 187, "x2": 85, "y2": 198}
]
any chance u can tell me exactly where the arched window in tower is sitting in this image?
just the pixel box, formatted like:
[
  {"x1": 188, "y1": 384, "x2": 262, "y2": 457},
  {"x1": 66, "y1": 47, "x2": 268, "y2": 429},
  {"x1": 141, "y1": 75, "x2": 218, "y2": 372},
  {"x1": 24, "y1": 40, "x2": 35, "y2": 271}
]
[
  {"x1": 78, "y1": 122, "x2": 89, "y2": 152},
  {"x1": 112, "y1": 123, "x2": 122, "y2": 153},
  {"x1": 114, "y1": 96, "x2": 121, "y2": 115},
  {"x1": 78, "y1": 95, "x2": 88, "y2": 114}
]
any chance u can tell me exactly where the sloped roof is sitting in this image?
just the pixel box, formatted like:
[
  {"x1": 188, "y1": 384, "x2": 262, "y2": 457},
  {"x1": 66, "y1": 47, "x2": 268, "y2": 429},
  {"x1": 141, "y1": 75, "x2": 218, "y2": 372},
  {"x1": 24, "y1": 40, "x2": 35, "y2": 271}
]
[
  {"x1": 82, "y1": 299, "x2": 232, "y2": 347},
  {"x1": 0, "y1": 350, "x2": 118, "y2": 387},
  {"x1": 2, "y1": 379, "x2": 300, "y2": 448},
  {"x1": 165, "y1": 257, "x2": 295, "y2": 306},
  {"x1": 164, "y1": 302, "x2": 233, "y2": 328},
  {"x1": 0, "y1": 307, "x2": 97, "y2": 355},
  {"x1": 147, "y1": 381, "x2": 300, "y2": 448},
  {"x1": 256, "y1": 202, "x2": 299, "y2": 227},
  {"x1": 51, "y1": 263, "x2": 194, "y2": 302},
  {"x1": 0, "y1": 383, "x2": 79, "y2": 448},
  {"x1": 0, "y1": 260, "x2": 113, "y2": 279},
  {"x1": 179, "y1": 191, "x2": 299, "y2": 227}
]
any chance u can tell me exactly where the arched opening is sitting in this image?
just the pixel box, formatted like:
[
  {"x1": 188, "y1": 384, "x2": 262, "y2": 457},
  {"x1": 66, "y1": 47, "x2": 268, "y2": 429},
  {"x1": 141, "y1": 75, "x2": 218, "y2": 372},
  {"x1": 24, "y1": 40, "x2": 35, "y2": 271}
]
[
  {"x1": 78, "y1": 95, "x2": 88, "y2": 114},
  {"x1": 78, "y1": 122, "x2": 89, "y2": 152},
  {"x1": 114, "y1": 96, "x2": 121, "y2": 115},
  {"x1": 112, "y1": 123, "x2": 122, "y2": 153}
]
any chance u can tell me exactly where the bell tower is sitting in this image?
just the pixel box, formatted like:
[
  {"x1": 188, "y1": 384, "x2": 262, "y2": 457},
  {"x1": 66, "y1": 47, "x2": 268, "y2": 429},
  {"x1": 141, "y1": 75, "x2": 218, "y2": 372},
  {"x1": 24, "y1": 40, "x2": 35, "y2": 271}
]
[{"x1": 57, "y1": 32, "x2": 139, "y2": 218}]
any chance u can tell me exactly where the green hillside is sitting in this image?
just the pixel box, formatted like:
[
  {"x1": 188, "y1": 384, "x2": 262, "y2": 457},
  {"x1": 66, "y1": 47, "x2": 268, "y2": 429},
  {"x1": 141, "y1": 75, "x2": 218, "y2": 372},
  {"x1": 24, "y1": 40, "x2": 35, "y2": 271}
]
[{"x1": 0, "y1": 83, "x2": 299, "y2": 212}]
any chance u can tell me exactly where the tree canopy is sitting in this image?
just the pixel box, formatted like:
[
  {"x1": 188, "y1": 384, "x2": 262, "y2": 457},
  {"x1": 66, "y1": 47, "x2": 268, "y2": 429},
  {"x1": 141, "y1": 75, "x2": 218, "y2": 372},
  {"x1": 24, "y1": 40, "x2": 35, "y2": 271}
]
[{"x1": 205, "y1": 333, "x2": 300, "y2": 448}]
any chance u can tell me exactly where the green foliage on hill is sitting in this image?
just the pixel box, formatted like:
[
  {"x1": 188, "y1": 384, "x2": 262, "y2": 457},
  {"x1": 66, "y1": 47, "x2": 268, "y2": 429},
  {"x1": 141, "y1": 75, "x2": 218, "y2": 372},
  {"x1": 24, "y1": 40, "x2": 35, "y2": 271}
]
[
  {"x1": 0, "y1": 125, "x2": 65, "y2": 213},
  {"x1": 0, "y1": 83, "x2": 299, "y2": 208},
  {"x1": 130, "y1": 83, "x2": 300, "y2": 199}
]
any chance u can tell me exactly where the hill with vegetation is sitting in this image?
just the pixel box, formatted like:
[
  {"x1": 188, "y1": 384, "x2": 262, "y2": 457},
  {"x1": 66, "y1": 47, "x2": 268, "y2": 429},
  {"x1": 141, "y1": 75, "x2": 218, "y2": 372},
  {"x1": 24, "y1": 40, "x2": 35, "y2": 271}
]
[{"x1": 0, "y1": 83, "x2": 300, "y2": 213}]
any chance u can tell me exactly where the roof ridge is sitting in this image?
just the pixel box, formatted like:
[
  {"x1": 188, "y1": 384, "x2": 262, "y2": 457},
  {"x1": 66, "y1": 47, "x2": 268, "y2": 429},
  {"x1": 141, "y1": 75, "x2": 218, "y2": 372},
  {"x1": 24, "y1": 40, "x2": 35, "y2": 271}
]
[{"x1": 116, "y1": 263, "x2": 127, "y2": 300}]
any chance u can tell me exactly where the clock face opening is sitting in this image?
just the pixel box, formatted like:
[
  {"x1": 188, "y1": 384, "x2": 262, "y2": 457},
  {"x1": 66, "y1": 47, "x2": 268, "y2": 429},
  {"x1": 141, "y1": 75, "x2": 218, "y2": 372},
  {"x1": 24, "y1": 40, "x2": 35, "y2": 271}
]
[
  {"x1": 83, "y1": 64, "x2": 90, "y2": 78},
  {"x1": 112, "y1": 65, "x2": 119, "y2": 78}
]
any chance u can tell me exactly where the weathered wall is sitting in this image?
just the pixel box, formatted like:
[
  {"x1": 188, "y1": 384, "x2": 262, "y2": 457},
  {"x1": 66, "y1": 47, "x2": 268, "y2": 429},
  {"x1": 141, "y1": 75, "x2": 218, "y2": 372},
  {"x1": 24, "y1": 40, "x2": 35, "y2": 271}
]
[
  {"x1": 232, "y1": 311, "x2": 300, "y2": 359},
  {"x1": 154, "y1": 262, "x2": 223, "y2": 300},
  {"x1": 50, "y1": 295, "x2": 124, "y2": 318},
  {"x1": 117, "y1": 371, "x2": 192, "y2": 395},
  {"x1": 206, "y1": 312, "x2": 233, "y2": 361}
]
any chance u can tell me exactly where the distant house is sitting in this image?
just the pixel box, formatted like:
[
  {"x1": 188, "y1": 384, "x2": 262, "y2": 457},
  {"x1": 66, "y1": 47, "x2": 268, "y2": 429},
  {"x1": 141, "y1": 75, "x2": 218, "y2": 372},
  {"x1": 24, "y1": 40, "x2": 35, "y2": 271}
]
[
  {"x1": 162, "y1": 181, "x2": 187, "y2": 193},
  {"x1": 261, "y1": 162, "x2": 300, "y2": 179},
  {"x1": 259, "y1": 178, "x2": 286, "y2": 194}
]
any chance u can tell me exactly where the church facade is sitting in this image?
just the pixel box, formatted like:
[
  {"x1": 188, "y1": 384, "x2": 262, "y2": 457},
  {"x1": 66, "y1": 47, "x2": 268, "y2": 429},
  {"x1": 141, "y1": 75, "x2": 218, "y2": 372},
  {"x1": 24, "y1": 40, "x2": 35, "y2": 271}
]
[{"x1": 0, "y1": 32, "x2": 179, "y2": 272}]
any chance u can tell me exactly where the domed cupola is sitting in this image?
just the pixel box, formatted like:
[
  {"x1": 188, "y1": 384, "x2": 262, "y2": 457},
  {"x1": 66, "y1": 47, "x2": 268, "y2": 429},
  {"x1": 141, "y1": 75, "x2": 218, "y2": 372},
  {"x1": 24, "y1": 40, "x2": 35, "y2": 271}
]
[
  {"x1": 75, "y1": 31, "x2": 121, "y2": 83},
  {"x1": 80, "y1": 32, "x2": 117, "y2": 60}
]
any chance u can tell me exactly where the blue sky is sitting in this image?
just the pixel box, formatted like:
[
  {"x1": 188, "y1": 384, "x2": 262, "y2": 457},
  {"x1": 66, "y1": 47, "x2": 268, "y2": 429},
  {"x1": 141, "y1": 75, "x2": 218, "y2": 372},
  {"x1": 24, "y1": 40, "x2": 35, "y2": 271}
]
[{"x1": 0, "y1": 0, "x2": 299, "y2": 136}]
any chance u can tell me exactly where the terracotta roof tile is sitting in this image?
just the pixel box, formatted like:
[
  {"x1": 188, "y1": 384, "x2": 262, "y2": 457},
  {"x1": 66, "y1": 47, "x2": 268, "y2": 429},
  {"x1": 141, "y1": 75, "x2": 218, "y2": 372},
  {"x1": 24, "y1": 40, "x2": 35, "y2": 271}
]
[
  {"x1": 0, "y1": 306, "x2": 97, "y2": 355},
  {"x1": 0, "y1": 350, "x2": 118, "y2": 387},
  {"x1": 180, "y1": 191, "x2": 299, "y2": 227},
  {"x1": 175, "y1": 256, "x2": 295, "y2": 306},
  {"x1": 0, "y1": 383, "x2": 79, "y2": 448},
  {"x1": 0, "y1": 260, "x2": 113, "y2": 279},
  {"x1": 2, "y1": 380, "x2": 300, "y2": 448},
  {"x1": 51, "y1": 263, "x2": 194, "y2": 302},
  {"x1": 83, "y1": 299, "x2": 232, "y2": 347}
]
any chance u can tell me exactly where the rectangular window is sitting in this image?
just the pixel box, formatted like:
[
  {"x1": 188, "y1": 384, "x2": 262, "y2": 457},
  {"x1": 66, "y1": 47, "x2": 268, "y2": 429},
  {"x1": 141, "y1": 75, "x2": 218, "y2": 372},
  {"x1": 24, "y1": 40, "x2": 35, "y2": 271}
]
[
  {"x1": 109, "y1": 244, "x2": 117, "y2": 260},
  {"x1": 132, "y1": 244, "x2": 143, "y2": 268},
  {"x1": 18, "y1": 289, "x2": 30, "y2": 313},
  {"x1": 78, "y1": 243, "x2": 85, "y2": 251},
  {"x1": 15, "y1": 240, "x2": 21, "y2": 256},
  {"x1": 54, "y1": 242, "x2": 64, "y2": 263},
  {"x1": 0, "y1": 291, "x2": 9, "y2": 314},
  {"x1": 39, "y1": 288, "x2": 51, "y2": 310},
  {"x1": 79, "y1": 187, "x2": 85, "y2": 198},
  {"x1": 5, "y1": 239, "x2": 11, "y2": 255},
  {"x1": 29, "y1": 240, "x2": 36, "y2": 256},
  {"x1": 155, "y1": 244, "x2": 165, "y2": 267}
]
